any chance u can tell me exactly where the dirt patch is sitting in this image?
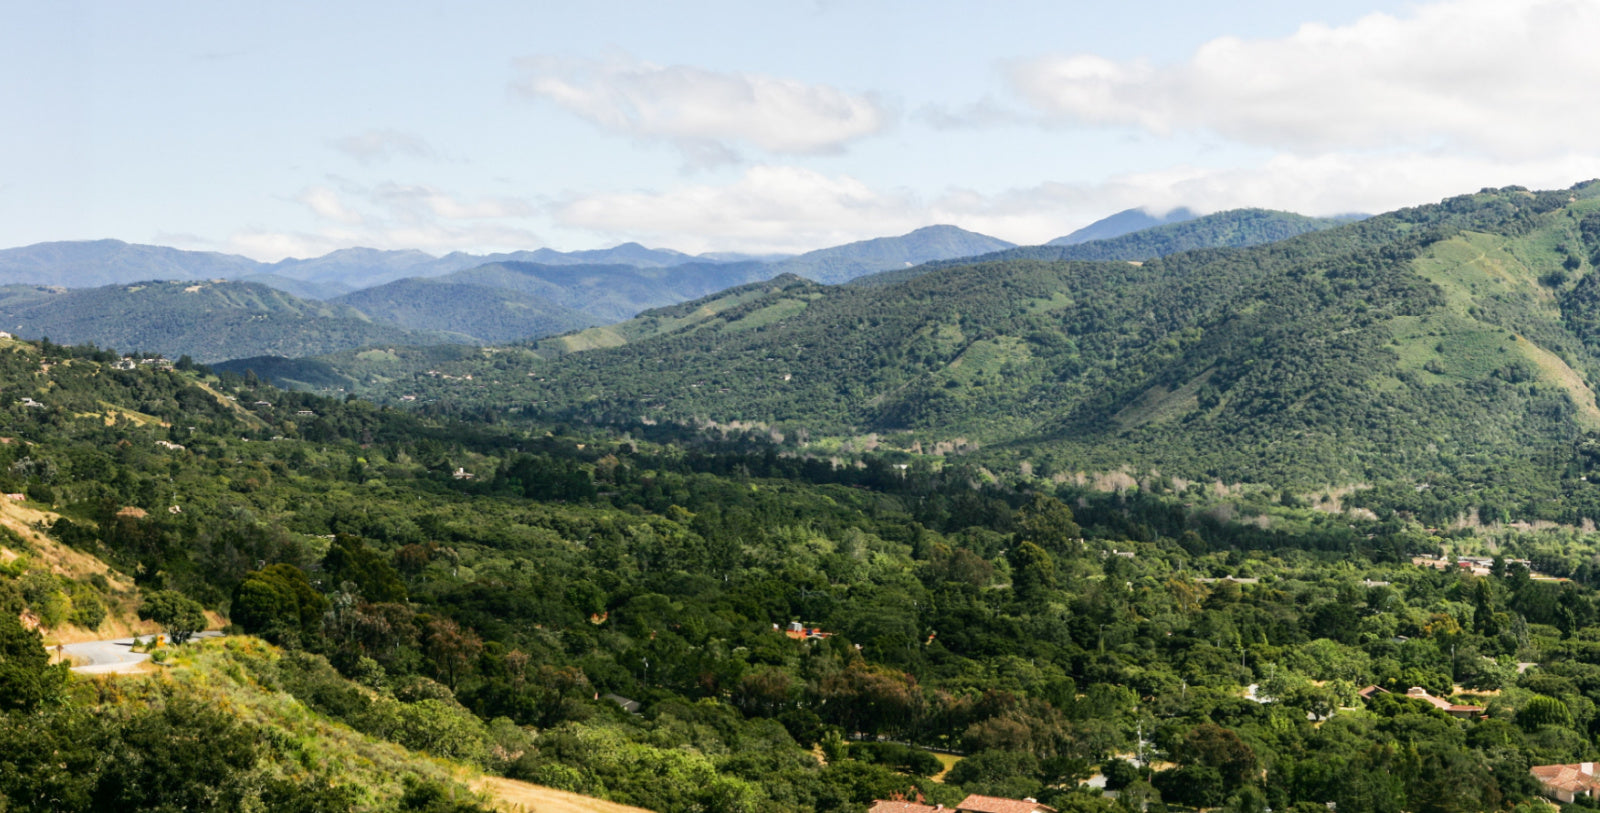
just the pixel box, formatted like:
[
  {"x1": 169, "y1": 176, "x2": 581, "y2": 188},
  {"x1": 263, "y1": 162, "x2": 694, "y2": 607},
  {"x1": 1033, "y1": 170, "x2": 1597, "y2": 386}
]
[{"x1": 469, "y1": 776, "x2": 653, "y2": 813}]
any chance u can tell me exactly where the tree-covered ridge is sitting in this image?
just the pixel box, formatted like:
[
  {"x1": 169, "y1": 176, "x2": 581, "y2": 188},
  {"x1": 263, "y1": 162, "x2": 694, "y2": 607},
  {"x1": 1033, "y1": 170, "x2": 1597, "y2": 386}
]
[
  {"x1": 857, "y1": 208, "x2": 1360, "y2": 288},
  {"x1": 770, "y1": 225, "x2": 1017, "y2": 285},
  {"x1": 333, "y1": 278, "x2": 599, "y2": 344},
  {"x1": 8, "y1": 336, "x2": 1600, "y2": 810},
  {"x1": 296, "y1": 184, "x2": 1600, "y2": 515},
  {"x1": 0, "y1": 280, "x2": 470, "y2": 363}
]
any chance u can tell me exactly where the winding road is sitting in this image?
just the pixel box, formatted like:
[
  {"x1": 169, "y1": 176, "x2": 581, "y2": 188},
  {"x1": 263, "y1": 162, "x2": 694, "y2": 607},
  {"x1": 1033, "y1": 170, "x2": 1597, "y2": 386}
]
[{"x1": 60, "y1": 631, "x2": 223, "y2": 674}]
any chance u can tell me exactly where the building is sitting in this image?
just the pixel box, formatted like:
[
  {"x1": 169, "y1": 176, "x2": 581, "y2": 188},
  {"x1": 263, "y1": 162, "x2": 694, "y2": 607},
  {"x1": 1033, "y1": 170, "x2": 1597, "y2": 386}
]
[
  {"x1": 1356, "y1": 685, "x2": 1484, "y2": 719},
  {"x1": 956, "y1": 794, "x2": 1056, "y2": 813},
  {"x1": 868, "y1": 802, "x2": 943, "y2": 813},
  {"x1": 1532, "y1": 762, "x2": 1600, "y2": 803},
  {"x1": 782, "y1": 620, "x2": 833, "y2": 641}
]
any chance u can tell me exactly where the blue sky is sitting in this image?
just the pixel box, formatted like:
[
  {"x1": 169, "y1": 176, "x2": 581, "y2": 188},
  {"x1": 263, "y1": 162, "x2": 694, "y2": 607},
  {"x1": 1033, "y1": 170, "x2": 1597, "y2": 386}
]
[{"x1": 5, "y1": 0, "x2": 1600, "y2": 259}]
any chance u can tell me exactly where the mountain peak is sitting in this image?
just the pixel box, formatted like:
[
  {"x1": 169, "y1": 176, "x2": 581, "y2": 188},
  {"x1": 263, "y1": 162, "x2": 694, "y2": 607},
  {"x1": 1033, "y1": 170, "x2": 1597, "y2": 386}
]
[{"x1": 1050, "y1": 206, "x2": 1199, "y2": 246}]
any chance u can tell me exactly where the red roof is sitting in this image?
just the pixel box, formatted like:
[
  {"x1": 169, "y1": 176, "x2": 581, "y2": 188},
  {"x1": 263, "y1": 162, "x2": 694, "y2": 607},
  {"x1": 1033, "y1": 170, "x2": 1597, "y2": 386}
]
[
  {"x1": 868, "y1": 802, "x2": 942, "y2": 813},
  {"x1": 1533, "y1": 763, "x2": 1600, "y2": 795},
  {"x1": 957, "y1": 795, "x2": 1056, "y2": 813}
]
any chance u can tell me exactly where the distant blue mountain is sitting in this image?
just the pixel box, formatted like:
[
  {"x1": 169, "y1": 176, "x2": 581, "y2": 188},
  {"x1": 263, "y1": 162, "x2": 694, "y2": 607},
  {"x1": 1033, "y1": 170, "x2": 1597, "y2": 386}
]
[{"x1": 1048, "y1": 207, "x2": 1198, "y2": 246}]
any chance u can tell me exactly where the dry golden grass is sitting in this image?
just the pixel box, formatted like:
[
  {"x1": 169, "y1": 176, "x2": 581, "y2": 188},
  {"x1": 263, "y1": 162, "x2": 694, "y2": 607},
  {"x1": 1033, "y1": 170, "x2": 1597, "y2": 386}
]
[{"x1": 469, "y1": 776, "x2": 654, "y2": 813}]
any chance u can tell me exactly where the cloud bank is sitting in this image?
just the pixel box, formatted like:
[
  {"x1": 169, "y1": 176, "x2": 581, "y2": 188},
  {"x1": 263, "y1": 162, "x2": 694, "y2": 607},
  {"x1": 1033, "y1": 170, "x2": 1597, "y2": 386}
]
[
  {"x1": 514, "y1": 55, "x2": 890, "y2": 164},
  {"x1": 1009, "y1": 0, "x2": 1600, "y2": 159}
]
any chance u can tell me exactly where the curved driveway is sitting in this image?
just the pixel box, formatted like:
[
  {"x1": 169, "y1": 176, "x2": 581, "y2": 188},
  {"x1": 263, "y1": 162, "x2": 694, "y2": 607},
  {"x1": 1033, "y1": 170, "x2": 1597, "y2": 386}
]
[{"x1": 60, "y1": 631, "x2": 222, "y2": 674}]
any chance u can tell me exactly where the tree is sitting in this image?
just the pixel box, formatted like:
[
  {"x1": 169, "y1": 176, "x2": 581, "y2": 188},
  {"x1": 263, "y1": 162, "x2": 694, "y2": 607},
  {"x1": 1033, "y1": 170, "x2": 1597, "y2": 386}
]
[
  {"x1": 0, "y1": 608, "x2": 66, "y2": 711},
  {"x1": 1015, "y1": 494, "x2": 1080, "y2": 553},
  {"x1": 322, "y1": 534, "x2": 407, "y2": 603},
  {"x1": 1518, "y1": 695, "x2": 1572, "y2": 731},
  {"x1": 1008, "y1": 541, "x2": 1057, "y2": 604},
  {"x1": 1177, "y1": 723, "x2": 1258, "y2": 796},
  {"x1": 231, "y1": 564, "x2": 330, "y2": 647},
  {"x1": 424, "y1": 618, "x2": 483, "y2": 691},
  {"x1": 137, "y1": 590, "x2": 206, "y2": 644}
]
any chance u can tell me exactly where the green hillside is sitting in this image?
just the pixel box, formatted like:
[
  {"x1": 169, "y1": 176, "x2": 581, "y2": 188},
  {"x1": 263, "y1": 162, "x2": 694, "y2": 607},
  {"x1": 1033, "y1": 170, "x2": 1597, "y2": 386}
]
[
  {"x1": 310, "y1": 184, "x2": 1600, "y2": 513},
  {"x1": 15, "y1": 332, "x2": 1600, "y2": 811},
  {"x1": 857, "y1": 208, "x2": 1357, "y2": 287},
  {"x1": 442, "y1": 260, "x2": 777, "y2": 324},
  {"x1": 334, "y1": 278, "x2": 598, "y2": 344},
  {"x1": 17, "y1": 332, "x2": 1600, "y2": 811},
  {"x1": 771, "y1": 224, "x2": 1016, "y2": 284},
  {"x1": 0, "y1": 280, "x2": 468, "y2": 362}
]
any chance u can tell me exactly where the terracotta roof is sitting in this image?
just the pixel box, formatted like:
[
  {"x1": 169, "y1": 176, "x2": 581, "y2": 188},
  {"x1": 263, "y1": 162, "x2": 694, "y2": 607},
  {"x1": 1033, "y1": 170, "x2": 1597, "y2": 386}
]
[
  {"x1": 868, "y1": 802, "x2": 942, "y2": 813},
  {"x1": 957, "y1": 795, "x2": 1056, "y2": 813},
  {"x1": 1533, "y1": 763, "x2": 1600, "y2": 794},
  {"x1": 1404, "y1": 687, "x2": 1483, "y2": 714}
]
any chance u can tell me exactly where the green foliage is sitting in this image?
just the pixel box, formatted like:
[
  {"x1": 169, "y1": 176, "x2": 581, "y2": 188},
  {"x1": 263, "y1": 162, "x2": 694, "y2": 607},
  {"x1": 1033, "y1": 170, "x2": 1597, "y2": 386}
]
[
  {"x1": 138, "y1": 589, "x2": 207, "y2": 644},
  {"x1": 322, "y1": 534, "x2": 407, "y2": 603},
  {"x1": 0, "y1": 280, "x2": 467, "y2": 363},
  {"x1": 0, "y1": 607, "x2": 65, "y2": 712},
  {"x1": 232, "y1": 564, "x2": 329, "y2": 647}
]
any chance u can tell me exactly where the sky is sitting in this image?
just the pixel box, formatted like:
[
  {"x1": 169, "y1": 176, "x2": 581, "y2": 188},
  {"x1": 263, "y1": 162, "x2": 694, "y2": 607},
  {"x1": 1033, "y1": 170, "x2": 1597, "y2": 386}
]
[{"x1": 5, "y1": 0, "x2": 1600, "y2": 260}]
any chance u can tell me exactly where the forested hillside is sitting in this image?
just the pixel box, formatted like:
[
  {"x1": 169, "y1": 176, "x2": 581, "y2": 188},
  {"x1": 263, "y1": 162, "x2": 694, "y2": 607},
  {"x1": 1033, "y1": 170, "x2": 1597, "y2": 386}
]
[
  {"x1": 333, "y1": 278, "x2": 598, "y2": 344},
  {"x1": 0, "y1": 280, "x2": 469, "y2": 362},
  {"x1": 290, "y1": 184, "x2": 1600, "y2": 524},
  {"x1": 859, "y1": 209, "x2": 1360, "y2": 287},
  {"x1": 6, "y1": 335, "x2": 1600, "y2": 811}
]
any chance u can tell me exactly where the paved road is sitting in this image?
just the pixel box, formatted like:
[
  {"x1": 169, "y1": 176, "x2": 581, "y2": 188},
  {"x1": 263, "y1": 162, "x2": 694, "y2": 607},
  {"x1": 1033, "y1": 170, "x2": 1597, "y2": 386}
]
[{"x1": 61, "y1": 631, "x2": 223, "y2": 674}]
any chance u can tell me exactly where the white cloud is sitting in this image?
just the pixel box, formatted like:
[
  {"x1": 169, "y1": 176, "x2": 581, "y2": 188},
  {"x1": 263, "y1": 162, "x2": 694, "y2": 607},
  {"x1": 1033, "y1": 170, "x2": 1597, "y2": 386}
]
[
  {"x1": 555, "y1": 166, "x2": 922, "y2": 254},
  {"x1": 297, "y1": 186, "x2": 364, "y2": 225},
  {"x1": 370, "y1": 183, "x2": 532, "y2": 221},
  {"x1": 329, "y1": 129, "x2": 438, "y2": 163},
  {"x1": 552, "y1": 155, "x2": 1600, "y2": 254},
  {"x1": 1009, "y1": 0, "x2": 1600, "y2": 159},
  {"x1": 513, "y1": 55, "x2": 890, "y2": 162},
  {"x1": 221, "y1": 183, "x2": 540, "y2": 261}
]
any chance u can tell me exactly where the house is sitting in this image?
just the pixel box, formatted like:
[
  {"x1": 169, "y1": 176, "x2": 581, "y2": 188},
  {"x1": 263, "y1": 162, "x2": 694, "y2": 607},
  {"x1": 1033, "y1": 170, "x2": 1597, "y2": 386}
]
[
  {"x1": 868, "y1": 802, "x2": 943, "y2": 813},
  {"x1": 782, "y1": 621, "x2": 833, "y2": 641},
  {"x1": 452, "y1": 467, "x2": 474, "y2": 480},
  {"x1": 155, "y1": 440, "x2": 185, "y2": 452},
  {"x1": 603, "y1": 693, "x2": 642, "y2": 715},
  {"x1": 956, "y1": 794, "x2": 1056, "y2": 813},
  {"x1": 1403, "y1": 686, "x2": 1485, "y2": 719},
  {"x1": 1358, "y1": 685, "x2": 1484, "y2": 718},
  {"x1": 18, "y1": 397, "x2": 43, "y2": 409},
  {"x1": 295, "y1": 410, "x2": 317, "y2": 417},
  {"x1": 111, "y1": 359, "x2": 137, "y2": 371},
  {"x1": 1532, "y1": 762, "x2": 1600, "y2": 803}
]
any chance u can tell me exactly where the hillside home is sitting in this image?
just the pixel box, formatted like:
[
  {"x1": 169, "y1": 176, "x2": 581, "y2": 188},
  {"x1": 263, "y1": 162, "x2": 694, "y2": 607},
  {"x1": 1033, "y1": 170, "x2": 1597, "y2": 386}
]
[
  {"x1": 867, "y1": 801, "x2": 942, "y2": 813},
  {"x1": 1356, "y1": 685, "x2": 1484, "y2": 718},
  {"x1": 782, "y1": 621, "x2": 833, "y2": 641},
  {"x1": 1532, "y1": 762, "x2": 1600, "y2": 803},
  {"x1": 956, "y1": 794, "x2": 1056, "y2": 813}
]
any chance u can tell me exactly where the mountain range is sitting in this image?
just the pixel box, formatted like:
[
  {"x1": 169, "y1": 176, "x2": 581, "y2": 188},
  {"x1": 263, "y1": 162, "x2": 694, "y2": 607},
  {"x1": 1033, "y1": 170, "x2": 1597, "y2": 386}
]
[
  {"x1": 234, "y1": 183, "x2": 1600, "y2": 506},
  {"x1": 2, "y1": 207, "x2": 1363, "y2": 365}
]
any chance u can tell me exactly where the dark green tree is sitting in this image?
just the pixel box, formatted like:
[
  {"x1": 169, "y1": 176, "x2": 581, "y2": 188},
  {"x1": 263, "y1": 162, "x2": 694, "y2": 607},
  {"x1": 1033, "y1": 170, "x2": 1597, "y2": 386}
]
[
  {"x1": 137, "y1": 590, "x2": 207, "y2": 644},
  {"x1": 0, "y1": 609, "x2": 66, "y2": 712}
]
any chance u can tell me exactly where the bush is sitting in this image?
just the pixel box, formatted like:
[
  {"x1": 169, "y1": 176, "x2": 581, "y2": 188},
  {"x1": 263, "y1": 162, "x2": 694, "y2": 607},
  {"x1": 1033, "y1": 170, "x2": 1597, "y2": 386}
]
[{"x1": 849, "y1": 741, "x2": 943, "y2": 776}]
